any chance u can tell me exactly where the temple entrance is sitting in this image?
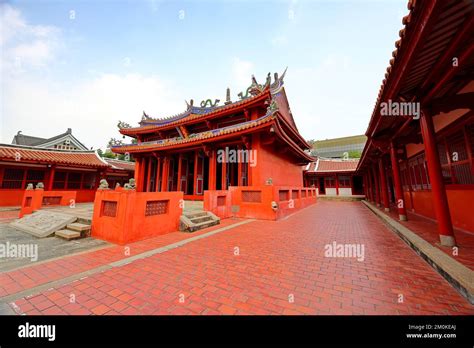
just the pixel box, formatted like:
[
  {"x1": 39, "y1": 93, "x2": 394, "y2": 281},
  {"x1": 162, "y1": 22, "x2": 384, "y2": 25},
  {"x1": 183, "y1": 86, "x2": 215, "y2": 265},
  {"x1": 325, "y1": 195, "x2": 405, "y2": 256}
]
[
  {"x1": 319, "y1": 177, "x2": 325, "y2": 194},
  {"x1": 352, "y1": 175, "x2": 364, "y2": 195}
]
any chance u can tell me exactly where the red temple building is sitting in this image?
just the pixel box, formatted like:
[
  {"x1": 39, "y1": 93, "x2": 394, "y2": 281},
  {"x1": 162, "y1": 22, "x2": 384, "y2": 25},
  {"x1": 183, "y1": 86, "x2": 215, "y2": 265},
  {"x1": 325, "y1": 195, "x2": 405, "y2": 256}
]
[
  {"x1": 0, "y1": 129, "x2": 134, "y2": 206},
  {"x1": 113, "y1": 70, "x2": 314, "y2": 199},
  {"x1": 304, "y1": 158, "x2": 363, "y2": 197},
  {"x1": 358, "y1": 0, "x2": 474, "y2": 246}
]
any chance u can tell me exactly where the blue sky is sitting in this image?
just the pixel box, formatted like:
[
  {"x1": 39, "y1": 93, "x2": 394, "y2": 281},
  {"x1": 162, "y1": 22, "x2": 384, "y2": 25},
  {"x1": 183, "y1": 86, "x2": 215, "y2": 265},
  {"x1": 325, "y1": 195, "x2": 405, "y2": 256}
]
[{"x1": 1, "y1": 0, "x2": 408, "y2": 150}]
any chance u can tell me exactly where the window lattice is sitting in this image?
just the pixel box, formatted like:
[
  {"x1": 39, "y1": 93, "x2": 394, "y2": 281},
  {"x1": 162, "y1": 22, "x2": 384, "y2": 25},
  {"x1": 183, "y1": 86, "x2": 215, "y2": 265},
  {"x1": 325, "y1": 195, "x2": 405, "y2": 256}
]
[
  {"x1": 242, "y1": 190, "x2": 262, "y2": 203},
  {"x1": 291, "y1": 190, "x2": 298, "y2": 199},
  {"x1": 101, "y1": 201, "x2": 118, "y2": 217},
  {"x1": 42, "y1": 196, "x2": 61, "y2": 205},
  {"x1": 217, "y1": 196, "x2": 226, "y2": 206},
  {"x1": 145, "y1": 200, "x2": 168, "y2": 216},
  {"x1": 279, "y1": 190, "x2": 289, "y2": 201}
]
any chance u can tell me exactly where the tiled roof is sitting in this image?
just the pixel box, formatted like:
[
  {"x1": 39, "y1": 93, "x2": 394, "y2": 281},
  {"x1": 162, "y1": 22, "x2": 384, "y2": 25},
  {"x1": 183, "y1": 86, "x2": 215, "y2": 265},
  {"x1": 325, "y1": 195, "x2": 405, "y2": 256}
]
[
  {"x1": 0, "y1": 144, "x2": 109, "y2": 168},
  {"x1": 104, "y1": 158, "x2": 135, "y2": 171},
  {"x1": 113, "y1": 112, "x2": 277, "y2": 153},
  {"x1": 305, "y1": 158, "x2": 359, "y2": 173},
  {"x1": 121, "y1": 91, "x2": 270, "y2": 134}
]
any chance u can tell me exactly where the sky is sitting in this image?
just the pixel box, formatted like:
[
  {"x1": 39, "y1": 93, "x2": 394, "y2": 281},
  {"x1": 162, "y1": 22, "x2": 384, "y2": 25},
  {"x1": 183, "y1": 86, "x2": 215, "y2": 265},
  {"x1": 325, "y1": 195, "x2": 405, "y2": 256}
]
[{"x1": 0, "y1": 0, "x2": 408, "y2": 151}]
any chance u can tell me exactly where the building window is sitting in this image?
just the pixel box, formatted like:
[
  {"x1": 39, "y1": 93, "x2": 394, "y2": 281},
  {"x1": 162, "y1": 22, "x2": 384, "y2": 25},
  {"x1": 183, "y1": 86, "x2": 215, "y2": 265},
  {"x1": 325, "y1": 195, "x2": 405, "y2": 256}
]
[
  {"x1": 67, "y1": 172, "x2": 82, "y2": 189},
  {"x1": 26, "y1": 170, "x2": 45, "y2": 188},
  {"x1": 407, "y1": 153, "x2": 430, "y2": 190},
  {"x1": 53, "y1": 171, "x2": 67, "y2": 189},
  {"x1": 338, "y1": 175, "x2": 351, "y2": 188},
  {"x1": 437, "y1": 125, "x2": 474, "y2": 185},
  {"x1": 1, "y1": 168, "x2": 25, "y2": 189},
  {"x1": 82, "y1": 173, "x2": 97, "y2": 189},
  {"x1": 324, "y1": 177, "x2": 336, "y2": 188}
]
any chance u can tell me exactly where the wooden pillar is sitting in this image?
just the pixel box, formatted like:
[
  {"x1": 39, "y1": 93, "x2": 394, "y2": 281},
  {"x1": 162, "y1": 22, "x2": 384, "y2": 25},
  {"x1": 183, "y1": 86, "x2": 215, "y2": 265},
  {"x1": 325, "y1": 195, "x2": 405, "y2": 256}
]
[
  {"x1": 155, "y1": 156, "x2": 161, "y2": 192},
  {"x1": 208, "y1": 149, "x2": 216, "y2": 190},
  {"x1": 372, "y1": 165, "x2": 380, "y2": 206},
  {"x1": 177, "y1": 154, "x2": 183, "y2": 192},
  {"x1": 221, "y1": 156, "x2": 227, "y2": 190},
  {"x1": 134, "y1": 157, "x2": 141, "y2": 191},
  {"x1": 193, "y1": 151, "x2": 198, "y2": 195},
  {"x1": 420, "y1": 110, "x2": 455, "y2": 246},
  {"x1": 390, "y1": 141, "x2": 407, "y2": 221},
  {"x1": 47, "y1": 165, "x2": 55, "y2": 190},
  {"x1": 161, "y1": 156, "x2": 169, "y2": 192},
  {"x1": 335, "y1": 174, "x2": 339, "y2": 196},
  {"x1": 146, "y1": 156, "x2": 152, "y2": 192},
  {"x1": 237, "y1": 145, "x2": 243, "y2": 186},
  {"x1": 378, "y1": 157, "x2": 390, "y2": 212}
]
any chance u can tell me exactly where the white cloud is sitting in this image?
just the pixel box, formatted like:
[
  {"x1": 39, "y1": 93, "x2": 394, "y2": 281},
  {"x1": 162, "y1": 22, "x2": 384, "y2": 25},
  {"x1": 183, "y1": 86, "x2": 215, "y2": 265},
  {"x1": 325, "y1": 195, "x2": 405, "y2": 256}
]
[
  {"x1": 231, "y1": 57, "x2": 254, "y2": 92},
  {"x1": 1, "y1": 73, "x2": 186, "y2": 150},
  {"x1": 0, "y1": 4, "x2": 60, "y2": 71},
  {"x1": 0, "y1": 4, "x2": 186, "y2": 150}
]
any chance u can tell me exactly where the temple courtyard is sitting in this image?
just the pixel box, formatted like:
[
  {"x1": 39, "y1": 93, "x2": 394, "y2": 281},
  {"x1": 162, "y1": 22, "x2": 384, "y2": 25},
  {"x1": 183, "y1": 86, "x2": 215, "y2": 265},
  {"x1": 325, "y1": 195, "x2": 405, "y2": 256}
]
[{"x1": 0, "y1": 201, "x2": 472, "y2": 315}]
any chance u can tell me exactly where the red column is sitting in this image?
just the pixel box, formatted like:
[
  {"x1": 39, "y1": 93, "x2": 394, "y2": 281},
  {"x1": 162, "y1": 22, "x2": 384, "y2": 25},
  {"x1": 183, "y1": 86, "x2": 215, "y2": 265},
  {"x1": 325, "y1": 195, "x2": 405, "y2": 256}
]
[
  {"x1": 378, "y1": 157, "x2": 390, "y2": 212},
  {"x1": 335, "y1": 174, "x2": 339, "y2": 196},
  {"x1": 177, "y1": 154, "x2": 183, "y2": 192},
  {"x1": 134, "y1": 157, "x2": 141, "y2": 191},
  {"x1": 161, "y1": 156, "x2": 169, "y2": 192},
  {"x1": 208, "y1": 149, "x2": 216, "y2": 190},
  {"x1": 420, "y1": 110, "x2": 456, "y2": 246},
  {"x1": 193, "y1": 151, "x2": 198, "y2": 195},
  {"x1": 155, "y1": 157, "x2": 161, "y2": 192},
  {"x1": 390, "y1": 142, "x2": 407, "y2": 221},
  {"x1": 221, "y1": 157, "x2": 227, "y2": 190},
  {"x1": 47, "y1": 165, "x2": 55, "y2": 190},
  {"x1": 146, "y1": 156, "x2": 152, "y2": 192},
  {"x1": 140, "y1": 157, "x2": 146, "y2": 192},
  {"x1": 372, "y1": 165, "x2": 380, "y2": 206},
  {"x1": 237, "y1": 145, "x2": 243, "y2": 186}
]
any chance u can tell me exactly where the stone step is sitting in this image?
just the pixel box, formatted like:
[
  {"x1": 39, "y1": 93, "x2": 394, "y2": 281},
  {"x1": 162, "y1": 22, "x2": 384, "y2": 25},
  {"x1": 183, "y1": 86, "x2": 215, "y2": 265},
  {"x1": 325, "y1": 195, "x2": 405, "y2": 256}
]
[
  {"x1": 179, "y1": 211, "x2": 220, "y2": 232},
  {"x1": 67, "y1": 222, "x2": 91, "y2": 232},
  {"x1": 55, "y1": 229, "x2": 81, "y2": 240},
  {"x1": 188, "y1": 219, "x2": 219, "y2": 232},
  {"x1": 190, "y1": 215, "x2": 213, "y2": 224},
  {"x1": 183, "y1": 211, "x2": 208, "y2": 219}
]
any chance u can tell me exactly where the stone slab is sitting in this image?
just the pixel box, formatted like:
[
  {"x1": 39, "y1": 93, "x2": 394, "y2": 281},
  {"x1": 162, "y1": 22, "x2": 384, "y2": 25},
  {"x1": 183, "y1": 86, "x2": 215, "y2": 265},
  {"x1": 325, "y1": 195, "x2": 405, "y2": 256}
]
[
  {"x1": 10, "y1": 211, "x2": 77, "y2": 238},
  {"x1": 55, "y1": 230, "x2": 81, "y2": 240},
  {"x1": 66, "y1": 223, "x2": 91, "y2": 232}
]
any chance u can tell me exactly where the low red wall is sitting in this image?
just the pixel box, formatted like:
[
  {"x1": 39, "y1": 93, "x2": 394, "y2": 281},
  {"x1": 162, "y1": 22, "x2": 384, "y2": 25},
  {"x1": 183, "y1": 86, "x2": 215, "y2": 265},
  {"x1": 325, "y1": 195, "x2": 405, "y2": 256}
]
[
  {"x1": 403, "y1": 187, "x2": 474, "y2": 233},
  {"x1": 19, "y1": 190, "x2": 77, "y2": 218},
  {"x1": 0, "y1": 190, "x2": 24, "y2": 207},
  {"x1": 91, "y1": 190, "x2": 183, "y2": 245},
  {"x1": 205, "y1": 186, "x2": 317, "y2": 221},
  {"x1": 203, "y1": 190, "x2": 232, "y2": 219}
]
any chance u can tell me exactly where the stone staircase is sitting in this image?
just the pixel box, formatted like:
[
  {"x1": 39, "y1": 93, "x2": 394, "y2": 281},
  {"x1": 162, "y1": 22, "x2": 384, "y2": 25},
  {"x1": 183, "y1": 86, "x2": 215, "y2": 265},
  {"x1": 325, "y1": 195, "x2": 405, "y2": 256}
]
[
  {"x1": 55, "y1": 221, "x2": 91, "y2": 240},
  {"x1": 179, "y1": 211, "x2": 220, "y2": 232}
]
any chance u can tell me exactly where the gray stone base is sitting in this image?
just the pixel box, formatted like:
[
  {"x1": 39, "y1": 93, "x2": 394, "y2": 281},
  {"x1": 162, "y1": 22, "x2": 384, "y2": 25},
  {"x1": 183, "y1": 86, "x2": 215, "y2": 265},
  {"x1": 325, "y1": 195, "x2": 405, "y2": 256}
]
[{"x1": 440, "y1": 234, "x2": 456, "y2": 247}]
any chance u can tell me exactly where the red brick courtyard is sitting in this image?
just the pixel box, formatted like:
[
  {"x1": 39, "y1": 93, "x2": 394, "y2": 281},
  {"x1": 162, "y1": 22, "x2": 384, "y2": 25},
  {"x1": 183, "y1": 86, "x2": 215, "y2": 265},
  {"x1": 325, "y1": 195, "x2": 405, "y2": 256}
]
[{"x1": 3, "y1": 201, "x2": 473, "y2": 315}]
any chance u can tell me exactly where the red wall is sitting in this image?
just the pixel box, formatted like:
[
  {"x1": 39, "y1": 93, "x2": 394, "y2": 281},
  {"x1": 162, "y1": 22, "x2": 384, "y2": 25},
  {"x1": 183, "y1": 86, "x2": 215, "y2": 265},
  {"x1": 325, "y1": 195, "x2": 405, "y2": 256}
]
[
  {"x1": 0, "y1": 190, "x2": 24, "y2": 206},
  {"x1": 404, "y1": 189, "x2": 474, "y2": 233},
  {"x1": 250, "y1": 133, "x2": 304, "y2": 187},
  {"x1": 92, "y1": 189, "x2": 183, "y2": 245}
]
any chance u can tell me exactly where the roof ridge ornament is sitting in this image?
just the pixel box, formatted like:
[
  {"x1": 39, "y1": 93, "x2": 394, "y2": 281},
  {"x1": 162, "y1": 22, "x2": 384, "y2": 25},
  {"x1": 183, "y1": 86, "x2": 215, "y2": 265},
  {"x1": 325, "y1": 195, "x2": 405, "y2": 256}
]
[
  {"x1": 117, "y1": 121, "x2": 132, "y2": 129},
  {"x1": 224, "y1": 88, "x2": 232, "y2": 105},
  {"x1": 200, "y1": 99, "x2": 220, "y2": 108},
  {"x1": 141, "y1": 111, "x2": 150, "y2": 122}
]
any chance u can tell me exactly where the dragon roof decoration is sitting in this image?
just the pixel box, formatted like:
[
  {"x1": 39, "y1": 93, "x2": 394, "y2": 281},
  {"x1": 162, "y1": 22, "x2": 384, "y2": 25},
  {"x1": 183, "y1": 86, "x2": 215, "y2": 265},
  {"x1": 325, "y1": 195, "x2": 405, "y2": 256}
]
[{"x1": 129, "y1": 69, "x2": 288, "y2": 129}]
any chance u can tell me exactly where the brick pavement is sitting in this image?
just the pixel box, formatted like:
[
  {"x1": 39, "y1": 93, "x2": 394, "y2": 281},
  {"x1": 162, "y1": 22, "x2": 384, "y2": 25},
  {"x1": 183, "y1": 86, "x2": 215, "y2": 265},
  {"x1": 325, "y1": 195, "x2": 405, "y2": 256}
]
[{"x1": 5, "y1": 201, "x2": 474, "y2": 315}]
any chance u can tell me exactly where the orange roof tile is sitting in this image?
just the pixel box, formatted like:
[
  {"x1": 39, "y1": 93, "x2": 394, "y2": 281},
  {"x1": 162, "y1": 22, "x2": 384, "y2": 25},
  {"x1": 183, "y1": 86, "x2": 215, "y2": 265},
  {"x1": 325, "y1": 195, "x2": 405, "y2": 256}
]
[
  {"x1": 0, "y1": 145, "x2": 109, "y2": 168},
  {"x1": 306, "y1": 158, "x2": 359, "y2": 173}
]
